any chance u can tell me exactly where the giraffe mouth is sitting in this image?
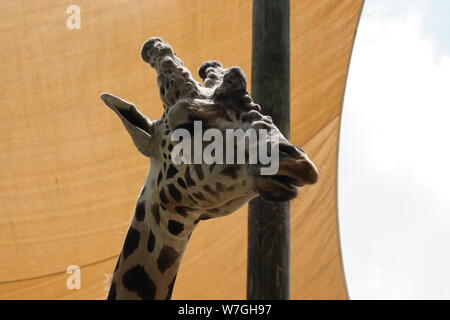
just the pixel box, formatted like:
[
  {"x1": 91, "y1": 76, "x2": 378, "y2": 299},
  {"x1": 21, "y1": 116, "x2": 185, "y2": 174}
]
[
  {"x1": 271, "y1": 175, "x2": 305, "y2": 187},
  {"x1": 254, "y1": 157, "x2": 318, "y2": 202},
  {"x1": 255, "y1": 175, "x2": 302, "y2": 202}
]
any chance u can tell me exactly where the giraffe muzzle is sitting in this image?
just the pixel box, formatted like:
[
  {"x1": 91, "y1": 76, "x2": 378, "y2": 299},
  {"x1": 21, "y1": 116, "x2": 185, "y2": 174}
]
[{"x1": 254, "y1": 144, "x2": 319, "y2": 202}]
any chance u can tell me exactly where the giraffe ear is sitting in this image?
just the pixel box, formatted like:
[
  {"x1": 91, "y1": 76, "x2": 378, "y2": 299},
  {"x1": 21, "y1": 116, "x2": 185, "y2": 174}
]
[{"x1": 100, "y1": 93, "x2": 155, "y2": 157}]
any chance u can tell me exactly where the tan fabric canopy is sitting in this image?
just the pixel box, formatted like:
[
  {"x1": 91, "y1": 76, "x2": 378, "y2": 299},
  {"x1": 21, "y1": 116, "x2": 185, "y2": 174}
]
[{"x1": 0, "y1": 0, "x2": 363, "y2": 299}]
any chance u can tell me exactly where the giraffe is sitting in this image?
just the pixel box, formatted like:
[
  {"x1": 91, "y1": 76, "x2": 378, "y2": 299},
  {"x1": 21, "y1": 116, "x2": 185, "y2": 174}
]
[{"x1": 100, "y1": 37, "x2": 318, "y2": 300}]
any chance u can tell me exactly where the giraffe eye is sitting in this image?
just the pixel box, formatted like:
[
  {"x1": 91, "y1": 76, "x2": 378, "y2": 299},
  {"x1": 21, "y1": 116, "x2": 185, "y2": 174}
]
[
  {"x1": 173, "y1": 123, "x2": 195, "y2": 136},
  {"x1": 173, "y1": 122, "x2": 212, "y2": 136}
]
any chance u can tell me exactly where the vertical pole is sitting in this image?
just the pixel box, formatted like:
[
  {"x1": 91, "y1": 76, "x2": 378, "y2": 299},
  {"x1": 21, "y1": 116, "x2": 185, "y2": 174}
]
[{"x1": 247, "y1": 0, "x2": 290, "y2": 300}]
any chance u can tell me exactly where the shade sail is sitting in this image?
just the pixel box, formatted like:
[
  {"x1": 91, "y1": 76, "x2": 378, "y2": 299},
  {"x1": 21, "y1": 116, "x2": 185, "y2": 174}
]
[{"x1": 0, "y1": 0, "x2": 363, "y2": 299}]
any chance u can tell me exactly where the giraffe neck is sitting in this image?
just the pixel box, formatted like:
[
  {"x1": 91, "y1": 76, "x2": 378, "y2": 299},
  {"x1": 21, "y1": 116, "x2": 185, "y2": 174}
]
[{"x1": 108, "y1": 172, "x2": 197, "y2": 300}]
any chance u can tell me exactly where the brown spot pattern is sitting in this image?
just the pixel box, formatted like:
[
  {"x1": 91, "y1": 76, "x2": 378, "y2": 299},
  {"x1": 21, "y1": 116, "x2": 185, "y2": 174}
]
[
  {"x1": 220, "y1": 166, "x2": 240, "y2": 180},
  {"x1": 184, "y1": 167, "x2": 196, "y2": 187},
  {"x1": 165, "y1": 275, "x2": 177, "y2": 300},
  {"x1": 203, "y1": 185, "x2": 217, "y2": 196},
  {"x1": 159, "y1": 188, "x2": 169, "y2": 204},
  {"x1": 122, "y1": 265, "x2": 156, "y2": 300},
  {"x1": 193, "y1": 192, "x2": 207, "y2": 201},
  {"x1": 151, "y1": 204, "x2": 160, "y2": 225},
  {"x1": 194, "y1": 164, "x2": 204, "y2": 180},
  {"x1": 157, "y1": 245, "x2": 179, "y2": 273},
  {"x1": 174, "y1": 206, "x2": 195, "y2": 217},
  {"x1": 168, "y1": 184, "x2": 182, "y2": 202}
]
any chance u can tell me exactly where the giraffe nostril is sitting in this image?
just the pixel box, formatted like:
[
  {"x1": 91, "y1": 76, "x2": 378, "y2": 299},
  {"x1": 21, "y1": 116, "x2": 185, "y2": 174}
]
[{"x1": 278, "y1": 143, "x2": 303, "y2": 159}]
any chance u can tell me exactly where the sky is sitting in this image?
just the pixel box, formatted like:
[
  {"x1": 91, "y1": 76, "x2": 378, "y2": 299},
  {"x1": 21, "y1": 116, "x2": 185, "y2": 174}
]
[{"x1": 338, "y1": 0, "x2": 450, "y2": 299}]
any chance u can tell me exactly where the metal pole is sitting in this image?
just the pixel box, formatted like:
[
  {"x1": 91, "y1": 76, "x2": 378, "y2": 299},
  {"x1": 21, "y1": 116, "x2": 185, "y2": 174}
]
[{"x1": 247, "y1": 0, "x2": 290, "y2": 300}]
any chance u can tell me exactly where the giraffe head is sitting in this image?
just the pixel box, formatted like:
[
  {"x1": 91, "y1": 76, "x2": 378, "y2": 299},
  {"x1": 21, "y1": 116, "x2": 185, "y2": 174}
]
[{"x1": 101, "y1": 38, "x2": 318, "y2": 220}]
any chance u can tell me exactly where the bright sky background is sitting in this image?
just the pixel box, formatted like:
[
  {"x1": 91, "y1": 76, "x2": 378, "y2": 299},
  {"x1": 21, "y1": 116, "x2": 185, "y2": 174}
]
[{"x1": 339, "y1": 0, "x2": 450, "y2": 299}]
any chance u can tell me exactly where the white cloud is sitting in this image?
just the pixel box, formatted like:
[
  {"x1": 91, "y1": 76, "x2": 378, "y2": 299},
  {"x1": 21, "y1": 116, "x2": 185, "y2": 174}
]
[{"x1": 339, "y1": 0, "x2": 450, "y2": 299}]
